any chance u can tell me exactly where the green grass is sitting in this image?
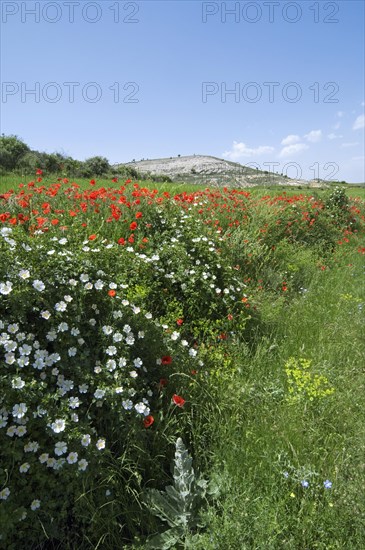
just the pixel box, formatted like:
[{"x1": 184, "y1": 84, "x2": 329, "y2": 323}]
[
  {"x1": 344, "y1": 185, "x2": 365, "y2": 199},
  {"x1": 183, "y1": 247, "x2": 365, "y2": 549}
]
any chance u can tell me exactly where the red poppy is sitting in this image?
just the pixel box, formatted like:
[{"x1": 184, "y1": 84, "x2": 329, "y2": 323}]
[
  {"x1": 90, "y1": 179, "x2": 96, "y2": 185},
  {"x1": 159, "y1": 378, "x2": 168, "y2": 388},
  {"x1": 130, "y1": 221, "x2": 138, "y2": 231},
  {"x1": 88, "y1": 234, "x2": 97, "y2": 241},
  {"x1": 36, "y1": 217, "x2": 47, "y2": 227},
  {"x1": 135, "y1": 212, "x2": 143, "y2": 219},
  {"x1": 161, "y1": 356, "x2": 172, "y2": 365},
  {"x1": 108, "y1": 290, "x2": 116, "y2": 297},
  {"x1": 118, "y1": 237, "x2": 126, "y2": 245},
  {"x1": 112, "y1": 177, "x2": 118, "y2": 183},
  {"x1": 176, "y1": 318, "x2": 184, "y2": 326},
  {"x1": 143, "y1": 415, "x2": 154, "y2": 428},
  {"x1": 36, "y1": 168, "x2": 43, "y2": 175},
  {"x1": 172, "y1": 394, "x2": 185, "y2": 408}
]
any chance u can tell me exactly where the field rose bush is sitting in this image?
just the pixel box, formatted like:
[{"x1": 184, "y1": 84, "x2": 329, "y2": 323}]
[{"x1": 0, "y1": 224, "x2": 209, "y2": 545}]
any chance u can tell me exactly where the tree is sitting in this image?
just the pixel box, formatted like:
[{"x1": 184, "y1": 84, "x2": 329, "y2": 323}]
[
  {"x1": 0, "y1": 135, "x2": 30, "y2": 171},
  {"x1": 83, "y1": 156, "x2": 110, "y2": 177},
  {"x1": 63, "y1": 158, "x2": 84, "y2": 177},
  {"x1": 18, "y1": 151, "x2": 44, "y2": 173},
  {"x1": 43, "y1": 152, "x2": 65, "y2": 173}
]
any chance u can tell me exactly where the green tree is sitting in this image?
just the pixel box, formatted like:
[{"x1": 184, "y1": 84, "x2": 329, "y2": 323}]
[
  {"x1": 0, "y1": 134, "x2": 30, "y2": 171},
  {"x1": 63, "y1": 157, "x2": 84, "y2": 177},
  {"x1": 83, "y1": 156, "x2": 111, "y2": 177},
  {"x1": 43, "y1": 152, "x2": 66, "y2": 173},
  {"x1": 18, "y1": 151, "x2": 43, "y2": 173}
]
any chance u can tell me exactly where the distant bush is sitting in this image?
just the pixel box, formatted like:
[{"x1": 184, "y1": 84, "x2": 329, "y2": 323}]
[
  {"x1": 0, "y1": 135, "x2": 30, "y2": 171},
  {"x1": 18, "y1": 151, "x2": 44, "y2": 173},
  {"x1": 151, "y1": 174, "x2": 172, "y2": 183},
  {"x1": 121, "y1": 165, "x2": 140, "y2": 179},
  {"x1": 0, "y1": 135, "x2": 119, "y2": 180},
  {"x1": 324, "y1": 186, "x2": 354, "y2": 227},
  {"x1": 82, "y1": 156, "x2": 111, "y2": 177}
]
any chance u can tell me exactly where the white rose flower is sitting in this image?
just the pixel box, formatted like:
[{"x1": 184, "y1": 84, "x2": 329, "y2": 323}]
[
  {"x1": 55, "y1": 441, "x2": 67, "y2": 456},
  {"x1": 96, "y1": 438, "x2": 106, "y2": 450},
  {"x1": 67, "y1": 452, "x2": 78, "y2": 464},
  {"x1": 30, "y1": 500, "x2": 41, "y2": 510},
  {"x1": 51, "y1": 419, "x2": 66, "y2": 433}
]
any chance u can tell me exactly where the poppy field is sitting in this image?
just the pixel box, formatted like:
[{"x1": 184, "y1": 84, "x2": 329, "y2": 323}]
[{"x1": 0, "y1": 173, "x2": 365, "y2": 549}]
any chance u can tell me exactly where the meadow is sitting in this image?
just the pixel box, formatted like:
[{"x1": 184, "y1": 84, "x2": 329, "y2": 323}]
[
  {"x1": 1, "y1": 172, "x2": 365, "y2": 198},
  {"x1": 0, "y1": 172, "x2": 364, "y2": 549}
]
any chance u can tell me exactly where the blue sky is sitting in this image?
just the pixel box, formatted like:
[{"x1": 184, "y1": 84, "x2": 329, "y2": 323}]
[{"x1": 1, "y1": 0, "x2": 364, "y2": 181}]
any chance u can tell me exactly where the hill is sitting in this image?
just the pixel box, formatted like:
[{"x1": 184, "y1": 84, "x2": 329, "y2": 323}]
[{"x1": 122, "y1": 155, "x2": 309, "y2": 187}]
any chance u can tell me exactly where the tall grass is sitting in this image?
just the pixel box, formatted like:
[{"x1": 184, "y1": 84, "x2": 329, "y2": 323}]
[{"x1": 184, "y1": 245, "x2": 365, "y2": 549}]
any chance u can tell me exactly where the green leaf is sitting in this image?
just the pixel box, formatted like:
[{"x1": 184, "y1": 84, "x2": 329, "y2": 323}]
[
  {"x1": 144, "y1": 437, "x2": 209, "y2": 543},
  {"x1": 146, "y1": 527, "x2": 183, "y2": 549}
]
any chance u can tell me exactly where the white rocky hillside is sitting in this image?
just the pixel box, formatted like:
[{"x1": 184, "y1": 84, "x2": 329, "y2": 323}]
[{"x1": 121, "y1": 155, "x2": 313, "y2": 187}]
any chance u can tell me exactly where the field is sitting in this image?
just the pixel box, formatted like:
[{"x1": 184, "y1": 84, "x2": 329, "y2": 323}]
[
  {"x1": 1, "y1": 173, "x2": 365, "y2": 197},
  {"x1": 0, "y1": 173, "x2": 364, "y2": 549}
]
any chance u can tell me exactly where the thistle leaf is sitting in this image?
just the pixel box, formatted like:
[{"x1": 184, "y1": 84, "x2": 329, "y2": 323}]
[
  {"x1": 144, "y1": 438, "x2": 209, "y2": 546},
  {"x1": 146, "y1": 527, "x2": 183, "y2": 549}
]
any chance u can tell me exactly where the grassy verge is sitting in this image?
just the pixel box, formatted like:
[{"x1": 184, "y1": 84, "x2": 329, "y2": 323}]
[{"x1": 185, "y1": 244, "x2": 365, "y2": 549}]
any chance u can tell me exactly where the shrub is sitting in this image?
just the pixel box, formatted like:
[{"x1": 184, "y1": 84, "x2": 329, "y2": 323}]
[
  {"x1": 0, "y1": 135, "x2": 30, "y2": 171},
  {"x1": 82, "y1": 156, "x2": 111, "y2": 177},
  {"x1": 0, "y1": 226, "x2": 202, "y2": 546}
]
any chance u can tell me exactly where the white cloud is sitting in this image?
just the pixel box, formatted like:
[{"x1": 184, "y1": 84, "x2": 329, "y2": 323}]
[
  {"x1": 328, "y1": 133, "x2": 343, "y2": 140},
  {"x1": 353, "y1": 114, "x2": 365, "y2": 130},
  {"x1": 223, "y1": 141, "x2": 275, "y2": 160},
  {"x1": 279, "y1": 143, "x2": 309, "y2": 158},
  {"x1": 337, "y1": 111, "x2": 344, "y2": 118},
  {"x1": 304, "y1": 130, "x2": 322, "y2": 143},
  {"x1": 341, "y1": 142, "x2": 359, "y2": 148},
  {"x1": 361, "y1": 102, "x2": 365, "y2": 107},
  {"x1": 281, "y1": 134, "x2": 301, "y2": 146},
  {"x1": 332, "y1": 122, "x2": 341, "y2": 130}
]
